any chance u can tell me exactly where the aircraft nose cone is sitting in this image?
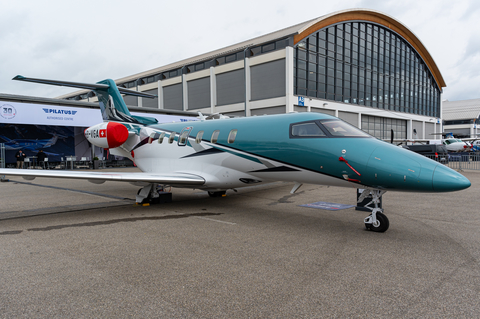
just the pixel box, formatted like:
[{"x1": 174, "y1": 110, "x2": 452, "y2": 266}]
[{"x1": 432, "y1": 164, "x2": 471, "y2": 192}]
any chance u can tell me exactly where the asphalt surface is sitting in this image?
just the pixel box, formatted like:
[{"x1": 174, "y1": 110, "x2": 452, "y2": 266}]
[{"x1": 0, "y1": 168, "x2": 479, "y2": 318}]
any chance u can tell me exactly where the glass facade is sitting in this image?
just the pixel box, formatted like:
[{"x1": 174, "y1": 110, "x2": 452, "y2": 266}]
[
  {"x1": 294, "y1": 21, "x2": 441, "y2": 118},
  {"x1": 361, "y1": 115, "x2": 406, "y2": 140}
]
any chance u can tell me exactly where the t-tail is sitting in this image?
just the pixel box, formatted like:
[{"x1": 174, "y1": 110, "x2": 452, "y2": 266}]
[{"x1": 12, "y1": 75, "x2": 158, "y2": 126}]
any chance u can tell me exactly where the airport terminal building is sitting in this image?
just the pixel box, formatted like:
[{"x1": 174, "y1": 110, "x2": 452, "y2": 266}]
[
  {"x1": 442, "y1": 98, "x2": 480, "y2": 138},
  {"x1": 60, "y1": 8, "x2": 446, "y2": 142}
]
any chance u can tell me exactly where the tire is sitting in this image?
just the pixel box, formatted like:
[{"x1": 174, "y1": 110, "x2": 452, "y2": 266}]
[{"x1": 369, "y1": 212, "x2": 389, "y2": 232}]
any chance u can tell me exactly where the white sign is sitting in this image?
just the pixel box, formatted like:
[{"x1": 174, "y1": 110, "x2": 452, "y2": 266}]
[{"x1": 0, "y1": 101, "x2": 196, "y2": 127}]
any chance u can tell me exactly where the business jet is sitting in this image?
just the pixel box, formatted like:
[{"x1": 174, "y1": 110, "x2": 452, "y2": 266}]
[{"x1": 0, "y1": 76, "x2": 471, "y2": 233}]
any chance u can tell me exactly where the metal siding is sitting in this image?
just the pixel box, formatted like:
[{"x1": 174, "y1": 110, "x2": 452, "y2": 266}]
[
  {"x1": 311, "y1": 108, "x2": 335, "y2": 116},
  {"x1": 142, "y1": 89, "x2": 158, "y2": 108},
  {"x1": 425, "y1": 123, "x2": 435, "y2": 139},
  {"x1": 412, "y1": 120, "x2": 424, "y2": 139},
  {"x1": 449, "y1": 128, "x2": 471, "y2": 136},
  {"x1": 250, "y1": 59, "x2": 286, "y2": 101},
  {"x1": 224, "y1": 110, "x2": 245, "y2": 117},
  {"x1": 338, "y1": 111, "x2": 358, "y2": 126},
  {"x1": 294, "y1": 106, "x2": 308, "y2": 112},
  {"x1": 163, "y1": 84, "x2": 183, "y2": 111},
  {"x1": 217, "y1": 69, "x2": 245, "y2": 106},
  {"x1": 188, "y1": 77, "x2": 210, "y2": 110},
  {"x1": 250, "y1": 106, "x2": 286, "y2": 116},
  {"x1": 123, "y1": 95, "x2": 138, "y2": 106}
]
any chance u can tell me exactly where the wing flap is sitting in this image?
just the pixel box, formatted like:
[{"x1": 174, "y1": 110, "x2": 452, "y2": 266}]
[{"x1": 0, "y1": 169, "x2": 205, "y2": 186}]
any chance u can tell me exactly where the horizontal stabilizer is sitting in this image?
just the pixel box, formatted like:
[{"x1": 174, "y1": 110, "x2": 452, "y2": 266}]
[
  {"x1": 13, "y1": 75, "x2": 156, "y2": 98},
  {"x1": 13, "y1": 75, "x2": 158, "y2": 125}
]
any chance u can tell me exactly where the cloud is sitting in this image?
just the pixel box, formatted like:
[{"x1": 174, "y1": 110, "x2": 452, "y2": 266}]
[{"x1": 1, "y1": 0, "x2": 479, "y2": 104}]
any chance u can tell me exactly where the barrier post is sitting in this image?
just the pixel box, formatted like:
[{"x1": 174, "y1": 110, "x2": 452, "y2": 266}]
[{"x1": 0, "y1": 143, "x2": 7, "y2": 182}]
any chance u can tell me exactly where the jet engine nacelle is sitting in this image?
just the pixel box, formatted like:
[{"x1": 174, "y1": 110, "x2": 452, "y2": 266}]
[{"x1": 84, "y1": 122, "x2": 129, "y2": 149}]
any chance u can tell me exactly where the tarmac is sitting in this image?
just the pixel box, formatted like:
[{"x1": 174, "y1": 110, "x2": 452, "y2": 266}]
[{"x1": 0, "y1": 167, "x2": 479, "y2": 318}]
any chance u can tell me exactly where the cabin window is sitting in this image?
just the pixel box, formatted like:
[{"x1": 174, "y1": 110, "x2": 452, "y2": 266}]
[
  {"x1": 196, "y1": 131, "x2": 204, "y2": 143},
  {"x1": 319, "y1": 119, "x2": 370, "y2": 137},
  {"x1": 168, "y1": 132, "x2": 176, "y2": 144},
  {"x1": 291, "y1": 122, "x2": 326, "y2": 137},
  {"x1": 228, "y1": 129, "x2": 238, "y2": 143},
  {"x1": 157, "y1": 132, "x2": 166, "y2": 144},
  {"x1": 178, "y1": 127, "x2": 193, "y2": 146},
  {"x1": 211, "y1": 130, "x2": 220, "y2": 143}
]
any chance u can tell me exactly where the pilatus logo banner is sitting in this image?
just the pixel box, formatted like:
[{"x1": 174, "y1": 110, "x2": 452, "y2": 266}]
[
  {"x1": 42, "y1": 108, "x2": 78, "y2": 115},
  {"x1": 1, "y1": 104, "x2": 17, "y2": 120}
]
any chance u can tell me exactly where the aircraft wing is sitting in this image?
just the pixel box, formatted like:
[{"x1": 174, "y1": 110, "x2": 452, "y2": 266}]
[
  {"x1": 0, "y1": 169, "x2": 205, "y2": 186},
  {"x1": 386, "y1": 139, "x2": 431, "y2": 144}
]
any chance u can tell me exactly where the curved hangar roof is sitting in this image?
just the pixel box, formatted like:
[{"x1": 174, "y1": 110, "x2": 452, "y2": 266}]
[
  {"x1": 293, "y1": 9, "x2": 446, "y2": 89},
  {"x1": 60, "y1": 9, "x2": 445, "y2": 99}
]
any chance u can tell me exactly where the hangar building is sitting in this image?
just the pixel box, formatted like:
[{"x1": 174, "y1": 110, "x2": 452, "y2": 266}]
[
  {"x1": 443, "y1": 99, "x2": 480, "y2": 138},
  {"x1": 59, "y1": 8, "x2": 446, "y2": 142}
]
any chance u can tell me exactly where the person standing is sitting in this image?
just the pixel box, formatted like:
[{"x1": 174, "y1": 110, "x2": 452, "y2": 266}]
[
  {"x1": 36, "y1": 149, "x2": 47, "y2": 169},
  {"x1": 15, "y1": 149, "x2": 26, "y2": 169}
]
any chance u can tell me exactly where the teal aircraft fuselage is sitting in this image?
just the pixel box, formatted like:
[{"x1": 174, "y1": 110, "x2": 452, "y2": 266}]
[{"x1": 135, "y1": 112, "x2": 470, "y2": 194}]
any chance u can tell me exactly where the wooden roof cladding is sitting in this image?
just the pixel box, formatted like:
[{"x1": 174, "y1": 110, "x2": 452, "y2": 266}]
[{"x1": 294, "y1": 10, "x2": 446, "y2": 90}]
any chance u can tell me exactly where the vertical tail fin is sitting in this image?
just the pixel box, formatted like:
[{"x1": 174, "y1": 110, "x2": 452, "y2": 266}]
[{"x1": 12, "y1": 75, "x2": 158, "y2": 125}]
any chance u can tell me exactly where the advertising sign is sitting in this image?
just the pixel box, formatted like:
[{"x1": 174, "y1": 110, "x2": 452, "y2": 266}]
[{"x1": 0, "y1": 101, "x2": 196, "y2": 127}]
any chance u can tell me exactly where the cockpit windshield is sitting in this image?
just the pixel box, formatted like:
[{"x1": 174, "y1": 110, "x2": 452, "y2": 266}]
[{"x1": 319, "y1": 119, "x2": 371, "y2": 137}]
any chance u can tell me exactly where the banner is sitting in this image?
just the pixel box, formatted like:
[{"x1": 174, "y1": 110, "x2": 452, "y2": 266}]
[{"x1": 0, "y1": 101, "x2": 196, "y2": 127}]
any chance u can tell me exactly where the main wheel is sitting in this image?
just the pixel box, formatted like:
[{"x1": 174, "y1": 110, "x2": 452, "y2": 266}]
[
  {"x1": 366, "y1": 212, "x2": 389, "y2": 232},
  {"x1": 208, "y1": 191, "x2": 226, "y2": 197}
]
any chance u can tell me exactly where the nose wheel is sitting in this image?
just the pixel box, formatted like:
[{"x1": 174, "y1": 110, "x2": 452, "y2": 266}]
[
  {"x1": 359, "y1": 189, "x2": 389, "y2": 232},
  {"x1": 364, "y1": 210, "x2": 389, "y2": 232}
]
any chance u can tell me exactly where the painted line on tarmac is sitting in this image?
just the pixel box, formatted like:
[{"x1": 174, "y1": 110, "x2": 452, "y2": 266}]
[
  {"x1": 10, "y1": 180, "x2": 132, "y2": 200},
  {"x1": 194, "y1": 216, "x2": 237, "y2": 225},
  {"x1": 0, "y1": 200, "x2": 134, "y2": 220}
]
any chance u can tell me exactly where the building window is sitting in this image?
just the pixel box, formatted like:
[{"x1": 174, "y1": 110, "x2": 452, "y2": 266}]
[
  {"x1": 361, "y1": 115, "x2": 406, "y2": 140},
  {"x1": 294, "y1": 22, "x2": 441, "y2": 118}
]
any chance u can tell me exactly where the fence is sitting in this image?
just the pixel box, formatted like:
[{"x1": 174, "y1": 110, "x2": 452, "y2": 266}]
[{"x1": 426, "y1": 153, "x2": 480, "y2": 171}]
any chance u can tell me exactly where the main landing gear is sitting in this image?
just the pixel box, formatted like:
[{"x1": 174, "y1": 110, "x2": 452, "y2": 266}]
[
  {"x1": 136, "y1": 183, "x2": 172, "y2": 205},
  {"x1": 358, "y1": 189, "x2": 389, "y2": 232}
]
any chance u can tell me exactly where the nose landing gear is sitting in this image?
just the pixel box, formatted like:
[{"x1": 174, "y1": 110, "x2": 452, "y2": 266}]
[{"x1": 359, "y1": 189, "x2": 389, "y2": 232}]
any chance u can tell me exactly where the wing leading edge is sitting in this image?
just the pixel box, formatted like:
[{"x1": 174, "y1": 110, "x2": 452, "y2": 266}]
[{"x1": 0, "y1": 169, "x2": 205, "y2": 186}]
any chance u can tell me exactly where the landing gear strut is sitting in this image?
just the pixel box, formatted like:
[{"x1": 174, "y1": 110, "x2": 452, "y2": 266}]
[
  {"x1": 136, "y1": 183, "x2": 162, "y2": 204},
  {"x1": 359, "y1": 189, "x2": 389, "y2": 232}
]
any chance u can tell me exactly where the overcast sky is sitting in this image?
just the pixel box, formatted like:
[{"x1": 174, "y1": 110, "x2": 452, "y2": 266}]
[{"x1": 1, "y1": 0, "x2": 479, "y2": 102}]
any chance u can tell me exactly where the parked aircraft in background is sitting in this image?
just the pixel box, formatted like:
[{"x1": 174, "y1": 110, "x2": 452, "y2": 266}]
[
  {"x1": 442, "y1": 138, "x2": 471, "y2": 152},
  {"x1": 390, "y1": 132, "x2": 473, "y2": 152},
  {"x1": 0, "y1": 75, "x2": 471, "y2": 233}
]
